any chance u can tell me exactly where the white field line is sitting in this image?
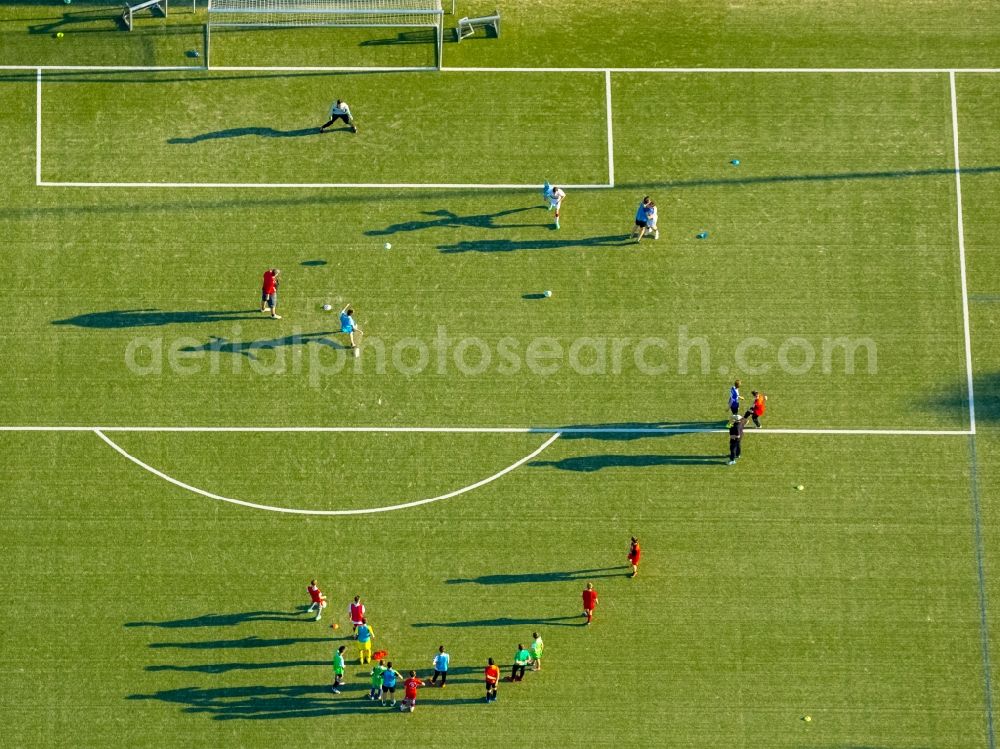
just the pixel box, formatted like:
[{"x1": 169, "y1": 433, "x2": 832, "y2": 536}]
[
  {"x1": 950, "y1": 70, "x2": 977, "y2": 435},
  {"x1": 7, "y1": 65, "x2": 1000, "y2": 73},
  {"x1": 209, "y1": 66, "x2": 436, "y2": 72},
  {"x1": 0, "y1": 425, "x2": 973, "y2": 435},
  {"x1": 37, "y1": 181, "x2": 612, "y2": 190},
  {"x1": 0, "y1": 65, "x2": 196, "y2": 71},
  {"x1": 35, "y1": 68, "x2": 41, "y2": 187},
  {"x1": 34, "y1": 66, "x2": 611, "y2": 190},
  {"x1": 444, "y1": 67, "x2": 1000, "y2": 74},
  {"x1": 605, "y1": 69, "x2": 615, "y2": 187},
  {"x1": 93, "y1": 428, "x2": 561, "y2": 516}
]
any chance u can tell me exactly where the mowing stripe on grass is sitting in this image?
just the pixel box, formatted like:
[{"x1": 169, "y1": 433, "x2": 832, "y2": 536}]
[
  {"x1": 950, "y1": 71, "x2": 994, "y2": 749},
  {"x1": 92, "y1": 428, "x2": 561, "y2": 516},
  {"x1": 968, "y1": 434, "x2": 996, "y2": 749},
  {"x1": 8, "y1": 65, "x2": 1000, "y2": 73}
]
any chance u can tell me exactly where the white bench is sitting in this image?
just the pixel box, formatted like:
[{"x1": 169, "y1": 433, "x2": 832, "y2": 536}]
[
  {"x1": 455, "y1": 10, "x2": 499, "y2": 41},
  {"x1": 122, "y1": 0, "x2": 167, "y2": 31}
]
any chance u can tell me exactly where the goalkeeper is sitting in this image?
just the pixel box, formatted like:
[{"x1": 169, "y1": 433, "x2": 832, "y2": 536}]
[{"x1": 320, "y1": 99, "x2": 358, "y2": 134}]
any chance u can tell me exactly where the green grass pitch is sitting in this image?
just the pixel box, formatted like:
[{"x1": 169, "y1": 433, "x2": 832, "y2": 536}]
[{"x1": 2, "y1": 2, "x2": 1000, "y2": 747}]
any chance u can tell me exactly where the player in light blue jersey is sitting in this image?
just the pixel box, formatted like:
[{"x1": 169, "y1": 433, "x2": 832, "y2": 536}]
[
  {"x1": 431, "y1": 645, "x2": 450, "y2": 687},
  {"x1": 339, "y1": 305, "x2": 363, "y2": 351},
  {"x1": 631, "y1": 196, "x2": 651, "y2": 241}
]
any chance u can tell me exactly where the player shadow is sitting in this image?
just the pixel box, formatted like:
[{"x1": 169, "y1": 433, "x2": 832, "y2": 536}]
[
  {"x1": 615, "y1": 164, "x2": 1000, "y2": 193},
  {"x1": 125, "y1": 610, "x2": 308, "y2": 628},
  {"x1": 438, "y1": 235, "x2": 636, "y2": 254},
  {"x1": 146, "y1": 660, "x2": 327, "y2": 674},
  {"x1": 412, "y1": 615, "x2": 585, "y2": 629},
  {"x1": 359, "y1": 28, "x2": 438, "y2": 46},
  {"x1": 446, "y1": 567, "x2": 627, "y2": 586},
  {"x1": 420, "y1": 697, "x2": 492, "y2": 707},
  {"x1": 168, "y1": 127, "x2": 320, "y2": 144},
  {"x1": 26, "y1": 6, "x2": 139, "y2": 34},
  {"x1": 931, "y1": 371, "x2": 1000, "y2": 426},
  {"x1": 148, "y1": 636, "x2": 334, "y2": 650},
  {"x1": 416, "y1": 667, "x2": 485, "y2": 686},
  {"x1": 0, "y1": 69, "x2": 372, "y2": 86},
  {"x1": 550, "y1": 420, "x2": 727, "y2": 440},
  {"x1": 177, "y1": 332, "x2": 347, "y2": 360},
  {"x1": 366, "y1": 207, "x2": 537, "y2": 237},
  {"x1": 0, "y1": 185, "x2": 514, "y2": 221},
  {"x1": 127, "y1": 682, "x2": 375, "y2": 720},
  {"x1": 52, "y1": 309, "x2": 262, "y2": 329},
  {"x1": 530, "y1": 454, "x2": 726, "y2": 472}
]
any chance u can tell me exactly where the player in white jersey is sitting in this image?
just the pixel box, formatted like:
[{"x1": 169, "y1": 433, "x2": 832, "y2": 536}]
[{"x1": 320, "y1": 99, "x2": 357, "y2": 134}]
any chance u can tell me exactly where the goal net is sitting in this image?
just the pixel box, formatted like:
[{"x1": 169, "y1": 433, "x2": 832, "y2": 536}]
[{"x1": 206, "y1": 0, "x2": 445, "y2": 68}]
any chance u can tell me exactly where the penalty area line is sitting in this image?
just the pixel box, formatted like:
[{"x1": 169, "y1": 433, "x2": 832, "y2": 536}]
[
  {"x1": 36, "y1": 181, "x2": 612, "y2": 190},
  {"x1": 35, "y1": 68, "x2": 41, "y2": 187},
  {"x1": 605, "y1": 69, "x2": 615, "y2": 188},
  {"x1": 92, "y1": 428, "x2": 561, "y2": 516},
  {"x1": 949, "y1": 71, "x2": 976, "y2": 435}
]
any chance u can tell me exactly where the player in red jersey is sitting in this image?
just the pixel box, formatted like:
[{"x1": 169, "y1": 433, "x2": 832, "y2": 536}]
[
  {"x1": 349, "y1": 595, "x2": 366, "y2": 638},
  {"x1": 401, "y1": 670, "x2": 425, "y2": 712},
  {"x1": 260, "y1": 268, "x2": 281, "y2": 319},
  {"x1": 484, "y1": 658, "x2": 500, "y2": 703},
  {"x1": 306, "y1": 579, "x2": 327, "y2": 621},
  {"x1": 743, "y1": 390, "x2": 768, "y2": 428},
  {"x1": 582, "y1": 582, "x2": 598, "y2": 624},
  {"x1": 628, "y1": 537, "x2": 641, "y2": 578}
]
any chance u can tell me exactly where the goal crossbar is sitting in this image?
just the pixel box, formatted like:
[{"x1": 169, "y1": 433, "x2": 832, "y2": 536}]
[
  {"x1": 209, "y1": 7, "x2": 442, "y2": 16},
  {"x1": 206, "y1": 0, "x2": 444, "y2": 66}
]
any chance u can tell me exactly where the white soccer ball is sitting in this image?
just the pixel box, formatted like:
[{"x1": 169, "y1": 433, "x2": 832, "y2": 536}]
[
  {"x1": 384, "y1": 242, "x2": 392, "y2": 250},
  {"x1": 322, "y1": 304, "x2": 332, "y2": 311}
]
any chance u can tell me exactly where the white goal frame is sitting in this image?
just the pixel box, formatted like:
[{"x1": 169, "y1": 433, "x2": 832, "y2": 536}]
[{"x1": 205, "y1": 0, "x2": 446, "y2": 69}]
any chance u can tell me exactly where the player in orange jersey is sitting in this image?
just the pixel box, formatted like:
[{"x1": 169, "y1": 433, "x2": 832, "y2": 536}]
[
  {"x1": 484, "y1": 658, "x2": 500, "y2": 703},
  {"x1": 744, "y1": 390, "x2": 768, "y2": 428}
]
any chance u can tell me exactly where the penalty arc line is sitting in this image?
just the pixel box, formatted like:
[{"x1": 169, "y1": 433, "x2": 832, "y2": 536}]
[{"x1": 92, "y1": 428, "x2": 561, "y2": 516}]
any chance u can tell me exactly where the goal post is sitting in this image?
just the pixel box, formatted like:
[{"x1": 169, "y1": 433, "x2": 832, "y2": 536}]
[{"x1": 205, "y1": 0, "x2": 446, "y2": 69}]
